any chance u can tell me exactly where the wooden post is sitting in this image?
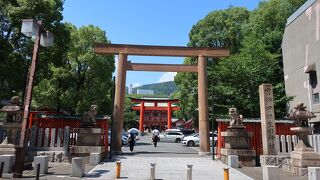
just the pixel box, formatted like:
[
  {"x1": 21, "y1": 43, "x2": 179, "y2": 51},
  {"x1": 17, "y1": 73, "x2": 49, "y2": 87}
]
[
  {"x1": 112, "y1": 53, "x2": 127, "y2": 154},
  {"x1": 198, "y1": 55, "x2": 210, "y2": 154},
  {"x1": 259, "y1": 84, "x2": 277, "y2": 155},
  {"x1": 167, "y1": 102, "x2": 172, "y2": 129},
  {"x1": 139, "y1": 102, "x2": 145, "y2": 132}
]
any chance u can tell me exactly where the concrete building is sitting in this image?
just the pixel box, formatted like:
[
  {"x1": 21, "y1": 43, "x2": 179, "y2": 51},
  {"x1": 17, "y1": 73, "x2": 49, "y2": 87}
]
[
  {"x1": 282, "y1": 0, "x2": 320, "y2": 132},
  {"x1": 137, "y1": 89, "x2": 154, "y2": 95}
]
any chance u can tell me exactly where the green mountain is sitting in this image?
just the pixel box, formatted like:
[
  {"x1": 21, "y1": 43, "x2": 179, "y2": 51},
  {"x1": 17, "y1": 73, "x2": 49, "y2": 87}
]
[{"x1": 132, "y1": 81, "x2": 177, "y2": 96}]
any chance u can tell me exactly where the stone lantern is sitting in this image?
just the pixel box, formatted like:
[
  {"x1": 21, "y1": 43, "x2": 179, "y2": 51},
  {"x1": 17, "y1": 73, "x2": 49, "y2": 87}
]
[
  {"x1": 0, "y1": 96, "x2": 22, "y2": 155},
  {"x1": 283, "y1": 102, "x2": 320, "y2": 176}
]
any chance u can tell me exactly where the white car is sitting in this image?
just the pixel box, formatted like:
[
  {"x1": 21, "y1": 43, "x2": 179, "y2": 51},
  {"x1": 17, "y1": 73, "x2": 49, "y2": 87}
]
[
  {"x1": 159, "y1": 131, "x2": 184, "y2": 143},
  {"x1": 182, "y1": 132, "x2": 217, "y2": 147},
  {"x1": 182, "y1": 133, "x2": 200, "y2": 146}
]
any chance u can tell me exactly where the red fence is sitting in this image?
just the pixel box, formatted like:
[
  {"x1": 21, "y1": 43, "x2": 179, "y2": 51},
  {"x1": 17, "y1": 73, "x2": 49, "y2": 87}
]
[
  {"x1": 217, "y1": 120, "x2": 295, "y2": 157},
  {"x1": 28, "y1": 111, "x2": 109, "y2": 155}
]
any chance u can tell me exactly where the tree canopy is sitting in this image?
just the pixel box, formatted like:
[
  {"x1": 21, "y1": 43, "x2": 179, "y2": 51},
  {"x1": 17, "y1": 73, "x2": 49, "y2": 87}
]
[
  {"x1": 175, "y1": 0, "x2": 306, "y2": 123},
  {"x1": 0, "y1": 0, "x2": 64, "y2": 100},
  {"x1": 0, "y1": 0, "x2": 115, "y2": 115}
]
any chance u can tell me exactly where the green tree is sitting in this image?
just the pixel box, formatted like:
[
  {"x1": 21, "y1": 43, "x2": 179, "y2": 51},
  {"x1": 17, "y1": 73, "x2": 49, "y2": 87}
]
[
  {"x1": 34, "y1": 24, "x2": 115, "y2": 114},
  {"x1": 123, "y1": 97, "x2": 137, "y2": 129},
  {"x1": 175, "y1": 7, "x2": 250, "y2": 122},
  {"x1": 176, "y1": 1, "x2": 306, "y2": 122},
  {"x1": 0, "y1": 0, "x2": 64, "y2": 100}
]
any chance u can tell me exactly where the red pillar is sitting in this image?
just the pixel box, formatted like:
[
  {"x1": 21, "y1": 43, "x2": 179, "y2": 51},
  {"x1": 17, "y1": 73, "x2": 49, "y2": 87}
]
[
  {"x1": 167, "y1": 102, "x2": 172, "y2": 129},
  {"x1": 139, "y1": 101, "x2": 145, "y2": 132}
]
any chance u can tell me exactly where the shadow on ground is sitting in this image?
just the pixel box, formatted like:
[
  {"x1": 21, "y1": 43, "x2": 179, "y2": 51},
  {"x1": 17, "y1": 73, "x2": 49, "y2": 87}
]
[{"x1": 85, "y1": 170, "x2": 110, "y2": 178}]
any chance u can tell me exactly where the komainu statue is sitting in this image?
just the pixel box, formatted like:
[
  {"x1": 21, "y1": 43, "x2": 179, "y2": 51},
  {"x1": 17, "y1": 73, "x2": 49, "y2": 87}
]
[
  {"x1": 229, "y1": 107, "x2": 243, "y2": 127},
  {"x1": 82, "y1": 104, "x2": 98, "y2": 124}
]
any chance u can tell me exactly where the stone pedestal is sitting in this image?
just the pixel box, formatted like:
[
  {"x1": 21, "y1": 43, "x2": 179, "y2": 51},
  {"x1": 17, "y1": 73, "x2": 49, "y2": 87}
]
[
  {"x1": 74, "y1": 128, "x2": 103, "y2": 146},
  {"x1": 260, "y1": 155, "x2": 289, "y2": 167},
  {"x1": 221, "y1": 126, "x2": 256, "y2": 166},
  {"x1": 227, "y1": 155, "x2": 239, "y2": 168},
  {"x1": 0, "y1": 154, "x2": 15, "y2": 173},
  {"x1": 70, "y1": 128, "x2": 105, "y2": 163},
  {"x1": 282, "y1": 127, "x2": 320, "y2": 176}
]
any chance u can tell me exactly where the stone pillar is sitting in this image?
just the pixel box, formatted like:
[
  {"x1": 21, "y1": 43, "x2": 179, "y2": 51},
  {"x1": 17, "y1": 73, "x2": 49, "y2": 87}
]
[
  {"x1": 71, "y1": 157, "x2": 85, "y2": 177},
  {"x1": 0, "y1": 155, "x2": 15, "y2": 173},
  {"x1": 262, "y1": 165, "x2": 279, "y2": 180},
  {"x1": 112, "y1": 53, "x2": 127, "y2": 154},
  {"x1": 259, "y1": 84, "x2": 277, "y2": 155},
  {"x1": 139, "y1": 102, "x2": 145, "y2": 133},
  {"x1": 33, "y1": 156, "x2": 49, "y2": 174},
  {"x1": 198, "y1": 55, "x2": 210, "y2": 154},
  {"x1": 90, "y1": 153, "x2": 101, "y2": 166},
  {"x1": 167, "y1": 102, "x2": 172, "y2": 129}
]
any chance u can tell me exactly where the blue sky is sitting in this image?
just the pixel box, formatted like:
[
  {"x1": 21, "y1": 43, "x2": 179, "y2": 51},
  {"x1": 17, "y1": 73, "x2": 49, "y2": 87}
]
[{"x1": 63, "y1": 0, "x2": 261, "y2": 87}]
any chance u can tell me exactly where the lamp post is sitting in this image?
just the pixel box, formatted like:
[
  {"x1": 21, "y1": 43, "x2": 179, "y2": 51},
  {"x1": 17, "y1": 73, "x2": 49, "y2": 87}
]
[{"x1": 13, "y1": 19, "x2": 54, "y2": 178}]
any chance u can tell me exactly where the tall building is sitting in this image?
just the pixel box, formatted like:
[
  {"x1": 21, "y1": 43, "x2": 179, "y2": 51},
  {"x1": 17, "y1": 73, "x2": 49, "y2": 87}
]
[
  {"x1": 282, "y1": 0, "x2": 320, "y2": 131},
  {"x1": 128, "y1": 84, "x2": 133, "y2": 94}
]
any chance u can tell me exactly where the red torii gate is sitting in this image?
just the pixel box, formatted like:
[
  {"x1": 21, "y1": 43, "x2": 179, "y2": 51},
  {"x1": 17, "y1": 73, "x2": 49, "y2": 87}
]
[{"x1": 130, "y1": 97, "x2": 180, "y2": 131}]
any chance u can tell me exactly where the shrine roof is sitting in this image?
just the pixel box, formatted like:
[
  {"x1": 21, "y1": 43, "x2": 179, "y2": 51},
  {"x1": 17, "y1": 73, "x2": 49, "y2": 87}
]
[{"x1": 129, "y1": 97, "x2": 179, "y2": 102}]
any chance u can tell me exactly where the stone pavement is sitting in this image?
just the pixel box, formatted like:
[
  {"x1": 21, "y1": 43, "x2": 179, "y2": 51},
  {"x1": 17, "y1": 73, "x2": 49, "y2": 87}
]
[
  {"x1": 238, "y1": 166, "x2": 307, "y2": 180},
  {"x1": 84, "y1": 156, "x2": 253, "y2": 180}
]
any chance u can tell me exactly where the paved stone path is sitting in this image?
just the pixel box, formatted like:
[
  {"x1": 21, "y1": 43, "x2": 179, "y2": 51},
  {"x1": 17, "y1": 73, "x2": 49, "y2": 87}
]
[{"x1": 84, "y1": 156, "x2": 253, "y2": 180}]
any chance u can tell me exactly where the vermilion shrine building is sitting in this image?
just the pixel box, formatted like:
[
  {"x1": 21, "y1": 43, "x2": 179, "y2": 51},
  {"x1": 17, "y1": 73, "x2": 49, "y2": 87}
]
[{"x1": 130, "y1": 97, "x2": 180, "y2": 132}]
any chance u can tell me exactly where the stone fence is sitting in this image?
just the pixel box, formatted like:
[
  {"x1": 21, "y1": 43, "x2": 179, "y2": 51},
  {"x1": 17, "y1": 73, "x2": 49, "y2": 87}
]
[
  {"x1": 26, "y1": 125, "x2": 71, "y2": 152},
  {"x1": 276, "y1": 134, "x2": 320, "y2": 155}
]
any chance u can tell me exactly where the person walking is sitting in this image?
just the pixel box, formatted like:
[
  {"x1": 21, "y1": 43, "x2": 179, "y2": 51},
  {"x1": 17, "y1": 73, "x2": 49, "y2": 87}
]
[
  {"x1": 152, "y1": 128, "x2": 160, "y2": 147},
  {"x1": 128, "y1": 132, "x2": 136, "y2": 152}
]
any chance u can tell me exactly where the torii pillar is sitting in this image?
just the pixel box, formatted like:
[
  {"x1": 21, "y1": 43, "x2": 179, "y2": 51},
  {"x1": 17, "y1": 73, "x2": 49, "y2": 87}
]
[
  {"x1": 139, "y1": 101, "x2": 145, "y2": 132},
  {"x1": 112, "y1": 53, "x2": 127, "y2": 155},
  {"x1": 167, "y1": 101, "x2": 172, "y2": 129},
  {"x1": 198, "y1": 55, "x2": 210, "y2": 155}
]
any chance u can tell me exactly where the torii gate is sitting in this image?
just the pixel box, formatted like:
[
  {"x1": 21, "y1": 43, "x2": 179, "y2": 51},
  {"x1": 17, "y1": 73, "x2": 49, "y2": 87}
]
[{"x1": 95, "y1": 43, "x2": 229, "y2": 155}]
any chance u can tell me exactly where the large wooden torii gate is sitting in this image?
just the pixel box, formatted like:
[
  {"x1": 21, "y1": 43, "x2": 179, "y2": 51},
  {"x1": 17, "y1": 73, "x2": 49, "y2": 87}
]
[{"x1": 95, "y1": 43, "x2": 229, "y2": 155}]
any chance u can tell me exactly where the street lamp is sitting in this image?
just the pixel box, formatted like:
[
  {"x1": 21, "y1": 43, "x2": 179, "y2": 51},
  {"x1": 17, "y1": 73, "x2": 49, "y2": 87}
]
[{"x1": 14, "y1": 19, "x2": 54, "y2": 178}]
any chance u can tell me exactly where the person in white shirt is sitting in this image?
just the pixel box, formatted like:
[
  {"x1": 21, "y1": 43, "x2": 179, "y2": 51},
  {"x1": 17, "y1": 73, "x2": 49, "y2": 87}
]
[
  {"x1": 151, "y1": 128, "x2": 160, "y2": 147},
  {"x1": 152, "y1": 128, "x2": 160, "y2": 137}
]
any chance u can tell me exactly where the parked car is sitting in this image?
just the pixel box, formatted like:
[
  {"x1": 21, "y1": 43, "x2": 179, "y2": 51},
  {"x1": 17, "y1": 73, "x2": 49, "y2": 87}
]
[
  {"x1": 182, "y1": 132, "x2": 217, "y2": 147},
  {"x1": 159, "y1": 131, "x2": 184, "y2": 143},
  {"x1": 165, "y1": 128, "x2": 196, "y2": 136},
  {"x1": 181, "y1": 133, "x2": 199, "y2": 146},
  {"x1": 180, "y1": 129, "x2": 196, "y2": 136}
]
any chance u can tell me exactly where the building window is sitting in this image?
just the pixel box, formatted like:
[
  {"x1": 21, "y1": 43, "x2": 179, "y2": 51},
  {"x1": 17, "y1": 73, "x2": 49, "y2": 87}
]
[{"x1": 309, "y1": 70, "x2": 320, "y2": 104}]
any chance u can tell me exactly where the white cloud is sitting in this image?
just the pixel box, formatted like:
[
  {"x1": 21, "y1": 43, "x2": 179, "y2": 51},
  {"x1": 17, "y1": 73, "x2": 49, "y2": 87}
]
[
  {"x1": 158, "y1": 72, "x2": 177, "y2": 83},
  {"x1": 132, "y1": 83, "x2": 140, "y2": 88}
]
